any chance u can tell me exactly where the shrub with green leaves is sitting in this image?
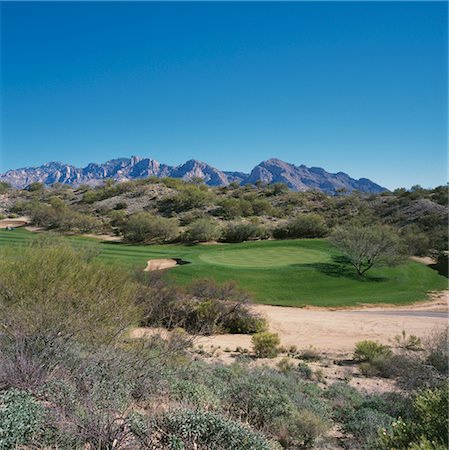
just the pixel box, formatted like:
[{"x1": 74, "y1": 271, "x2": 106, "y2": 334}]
[
  {"x1": 0, "y1": 389, "x2": 44, "y2": 449},
  {"x1": 122, "y1": 212, "x2": 179, "y2": 243},
  {"x1": 252, "y1": 332, "x2": 281, "y2": 358},
  {"x1": 379, "y1": 384, "x2": 449, "y2": 450},
  {"x1": 156, "y1": 409, "x2": 277, "y2": 450},
  {"x1": 223, "y1": 222, "x2": 265, "y2": 243},
  {"x1": 184, "y1": 218, "x2": 222, "y2": 242},
  {"x1": 354, "y1": 340, "x2": 392, "y2": 362}
]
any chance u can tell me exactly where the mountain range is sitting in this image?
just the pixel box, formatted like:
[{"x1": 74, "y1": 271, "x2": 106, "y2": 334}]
[{"x1": 0, "y1": 157, "x2": 387, "y2": 194}]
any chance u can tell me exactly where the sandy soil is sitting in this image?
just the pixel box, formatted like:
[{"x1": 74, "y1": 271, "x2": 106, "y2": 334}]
[
  {"x1": 0, "y1": 217, "x2": 28, "y2": 228},
  {"x1": 144, "y1": 258, "x2": 179, "y2": 271},
  {"x1": 186, "y1": 293, "x2": 447, "y2": 359},
  {"x1": 132, "y1": 294, "x2": 448, "y2": 357}
]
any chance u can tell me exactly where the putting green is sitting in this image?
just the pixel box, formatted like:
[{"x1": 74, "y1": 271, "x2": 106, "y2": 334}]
[{"x1": 198, "y1": 246, "x2": 331, "y2": 268}]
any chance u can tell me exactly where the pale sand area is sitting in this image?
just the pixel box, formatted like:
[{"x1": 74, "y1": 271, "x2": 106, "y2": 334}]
[
  {"x1": 144, "y1": 258, "x2": 179, "y2": 271},
  {"x1": 196, "y1": 294, "x2": 448, "y2": 355},
  {"x1": 131, "y1": 292, "x2": 448, "y2": 356},
  {"x1": 0, "y1": 217, "x2": 28, "y2": 228}
]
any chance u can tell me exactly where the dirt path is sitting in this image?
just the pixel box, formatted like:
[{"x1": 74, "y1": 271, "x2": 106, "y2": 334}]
[{"x1": 192, "y1": 295, "x2": 448, "y2": 355}]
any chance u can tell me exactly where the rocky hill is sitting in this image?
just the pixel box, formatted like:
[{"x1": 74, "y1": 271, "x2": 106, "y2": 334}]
[{"x1": 0, "y1": 156, "x2": 387, "y2": 194}]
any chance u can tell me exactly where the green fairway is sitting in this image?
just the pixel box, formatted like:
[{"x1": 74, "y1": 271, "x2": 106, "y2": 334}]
[{"x1": 0, "y1": 228, "x2": 447, "y2": 307}]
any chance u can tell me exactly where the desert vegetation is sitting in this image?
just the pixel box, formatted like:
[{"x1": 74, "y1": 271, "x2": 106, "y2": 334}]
[{"x1": 0, "y1": 240, "x2": 447, "y2": 449}]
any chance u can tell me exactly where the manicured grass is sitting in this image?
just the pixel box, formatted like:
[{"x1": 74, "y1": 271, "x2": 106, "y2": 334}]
[{"x1": 0, "y1": 228, "x2": 447, "y2": 307}]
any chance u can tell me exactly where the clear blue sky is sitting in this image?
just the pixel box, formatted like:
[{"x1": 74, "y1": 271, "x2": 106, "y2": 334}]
[{"x1": 1, "y1": 1, "x2": 447, "y2": 189}]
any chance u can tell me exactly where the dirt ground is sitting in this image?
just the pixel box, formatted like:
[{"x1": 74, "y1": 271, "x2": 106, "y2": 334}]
[{"x1": 193, "y1": 294, "x2": 448, "y2": 356}]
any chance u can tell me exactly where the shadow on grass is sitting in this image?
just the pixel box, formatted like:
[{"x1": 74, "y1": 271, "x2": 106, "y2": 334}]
[
  {"x1": 294, "y1": 256, "x2": 387, "y2": 282},
  {"x1": 429, "y1": 259, "x2": 448, "y2": 279}
]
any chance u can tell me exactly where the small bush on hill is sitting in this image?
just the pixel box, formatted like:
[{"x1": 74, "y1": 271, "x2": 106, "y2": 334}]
[
  {"x1": 223, "y1": 222, "x2": 266, "y2": 243},
  {"x1": 184, "y1": 218, "x2": 222, "y2": 242},
  {"x1": 278, "y1": 214, "x2": 328, "y2": 239},
  {"x1": 252, "y1": 332, "x2": 281, "y2": 358},
  {"x1": 122, "y1": 212, "x2": 179, "y2": 243}
]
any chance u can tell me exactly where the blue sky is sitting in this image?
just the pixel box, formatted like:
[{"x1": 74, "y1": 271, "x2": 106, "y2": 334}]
[{"x1": 1, "y1": 1, "x2": 447, "y2": 189}]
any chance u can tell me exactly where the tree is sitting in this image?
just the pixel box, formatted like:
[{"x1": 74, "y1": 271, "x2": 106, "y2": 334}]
[
  {"x1": 329, "y1": 225, "x2": 406, "y2": 276},
  {"x1": 184, "y1": 218, "x2": 221, "y2": 243},
  {"x1": 122, "y1": 212, "x2": 179, "y2": 243},
  {"x1": 286, "y1": 214, "x2": 328, "y2": 238}
]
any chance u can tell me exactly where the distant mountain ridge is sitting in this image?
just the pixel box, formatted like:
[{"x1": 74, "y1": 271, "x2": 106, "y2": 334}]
[{"x1": 0, "y1": 157, "x2": 387, "y2": 194}]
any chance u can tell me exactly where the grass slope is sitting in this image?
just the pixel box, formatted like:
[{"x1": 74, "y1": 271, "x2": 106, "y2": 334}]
[{"x1": 0, "y1": 228, "x2": 446, "y2": 307}]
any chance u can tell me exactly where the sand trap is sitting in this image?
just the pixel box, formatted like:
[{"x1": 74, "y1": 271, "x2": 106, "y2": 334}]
[
  {"x1": 144, "y1": 258, "x2": 179, "y2": 271},
  {"x1": 0, "y1": 218, "x2": 28, "y2": 229},
  {"x1": 133, "y1": 294, "x2": 448, "y2": 356}
]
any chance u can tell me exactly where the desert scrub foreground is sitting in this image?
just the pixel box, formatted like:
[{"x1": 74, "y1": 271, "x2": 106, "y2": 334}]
[{"x1": 0, "y1": 241, "x2": 447, "y2": 449}]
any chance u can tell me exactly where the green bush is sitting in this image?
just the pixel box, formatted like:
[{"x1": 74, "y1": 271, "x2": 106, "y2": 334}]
[
  {"x1": 274, "y1": 410, "x2": 329, "y2": 448},
  {"x1": 342, "y1": 407, "x2": 393, "y2": 448},
  {"x1": 284, "y1": 214, "x2": 328, "y2": 239},
  {"x1": 379, "y1": 384, "x2": 449, "y2": 449},
  {"x1": 0, "y1": 389, "x2": 44, "y2": 449},
  {"x1": 354, "y1": 340, "x2": 392, "y2": 363},
  {"x1": 223, "y1": 222, "x2": 265, "y2": 243},
  {"x1": 252, "y1": 332, "x2": 281, "y2": 358},
  {"x1": 156, "y1": 409, "x2": 276, "y2": 450},
  {"x1": 184, "y1": 218, "x2": 222, "y2": 242},
  {"x1": 122, "y1": 212, "x2": 179, "y2": 243}
]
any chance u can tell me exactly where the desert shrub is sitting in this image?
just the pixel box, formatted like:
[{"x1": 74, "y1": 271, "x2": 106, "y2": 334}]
[
  {"x1": 224, "y1": 374, "x2": 294, "y2": 429},
  {"x1": 0, "y1": 241, "x2": 140, "y2": 347},
  {"x1": 170, "y1": 380, "x2": 221, "y2": 409},
  {"x1": 27, "y1": 182, "x2": 45, "y2": 192},
  {"x1": 108, "y1": 209, "x2": 127, "y2": 228},
  {"x1": 362, "y1": 392, "x2": 413, "y2": 420},
  {"x1": 281, "y1": 214, "x2": 328, "y2": 239},
  {"x1": 297, "y1": 362, "x2": 313, "y2": 380},
  {"x1": 299, "y1": 347, "x2": 321, "y2": 361},
  {"x1": 158, "y1": 186, "x2": 215, "y2": 213},
  {"x1": 0, "y1": 181, "x2": 10, "y2": 193},
  {"x1": 379, "y1": 384, "x2": 449, "y2": 450},
  {"x1": 155, "y1": 409, "x2": 276, "y2": 450},
  {"x1": 425, "y1": 328, "x2": 448, "y2": 376},
  {"x1": 354, "y1": 340, "x2": 392, "y2": 363},
  {"x1": 122, "y1": 212, "x2": 179, "y2": 243},
  {"x1": 354, "y1": 340, "x2": 393, "y2": 377},
  {"x1": 252, "y1": 332, "x2": 281, "y2": 358},
  {"x1": 324, "y1": 382, "x2": 363, "y2": 421},
  {"x1": 184, "y1": 218, "x2": 222, "y2": 242},
  {"x1": 0, "y1": 389, "x2": 45, "y2": 449},
  {"x1": 251, "y1": 198, "x2": 273, "y2": 216},
  {"x1": 218, "y1": 198, "x2": 251, "y2": 219},
  {"x1": 273, "y1": 410, "x2": 329, "y2": 448},
  {"x1": 223, "y1": 222, "x2": 265, "y2": 243},
  {"x1": 342, "y1": 407, "x2": 394, "y2": 449},
  {"x1": 138, "y1": 277, "x2": 264, "y2": 335}
]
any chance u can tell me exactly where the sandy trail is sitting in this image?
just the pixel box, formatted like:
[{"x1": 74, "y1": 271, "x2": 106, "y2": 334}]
[{"x1": 191, "y1": 294, "x2": 448, "y2": 355}]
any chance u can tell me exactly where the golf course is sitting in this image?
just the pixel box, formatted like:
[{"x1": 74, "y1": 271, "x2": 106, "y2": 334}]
[{"x1": 0, "y1": 227, "x2": 446, "y2": 307}]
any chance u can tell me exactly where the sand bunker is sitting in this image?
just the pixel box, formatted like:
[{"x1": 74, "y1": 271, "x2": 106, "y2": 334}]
[
  {"x1": 0, "y1": 218, "x2": 28, "y2": 229},
  {"x1": 144, "y1": 258, "x2": 179, "y2": 271}
]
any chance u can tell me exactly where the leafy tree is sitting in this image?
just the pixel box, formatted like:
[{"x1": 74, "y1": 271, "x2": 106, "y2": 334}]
[
  {"x1": 286, "y1": 214, "x2": 328, "y2": 238},
  {"x1": 329, "y1": 225, "x2": 406, "y2": 276},
  {"x1": 122, "y1": 212, "x2": 179, "y2": 243},
  {"x1": 184, "y1": 218, "x2": 221, "y2": 242}
]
